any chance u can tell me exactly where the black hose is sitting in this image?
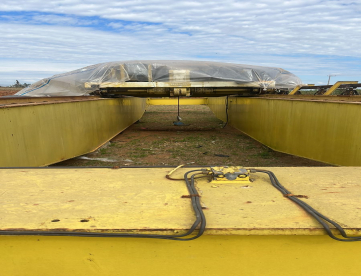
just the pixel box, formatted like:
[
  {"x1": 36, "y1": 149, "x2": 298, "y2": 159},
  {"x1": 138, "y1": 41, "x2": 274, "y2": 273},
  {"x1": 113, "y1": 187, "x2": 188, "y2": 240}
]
[
  {"x1": 0, "y1": 169, "x2": 206, "y2": 241},
  {"x1": 254, "y1": 169, "x2": 361, "y2": 242},
  {"x1": 2, "y1": 166, "x2": 358, "y2": 242}
]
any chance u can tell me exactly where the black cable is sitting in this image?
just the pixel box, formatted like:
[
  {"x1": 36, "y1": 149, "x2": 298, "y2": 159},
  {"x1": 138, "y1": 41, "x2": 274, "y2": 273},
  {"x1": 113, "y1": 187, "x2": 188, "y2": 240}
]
[
  {"x1": 183, "y1": 172, "x2": 207, "y2": 239},
  {"x1": 5, "y1": 166, "x2": 356, "y2": 242},
  {"x1": 254, "y1": 169, "x2": 361, "y2": 242},
  {"x1": 0, "y1": 169, "x2": 206, "y2": 241}
]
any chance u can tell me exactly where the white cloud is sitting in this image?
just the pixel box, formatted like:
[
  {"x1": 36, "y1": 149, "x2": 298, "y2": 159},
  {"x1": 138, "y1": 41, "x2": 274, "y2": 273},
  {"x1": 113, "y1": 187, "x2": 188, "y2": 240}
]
[{"x1": 0, "y1": 0, "x2": 360, "y2": 85}]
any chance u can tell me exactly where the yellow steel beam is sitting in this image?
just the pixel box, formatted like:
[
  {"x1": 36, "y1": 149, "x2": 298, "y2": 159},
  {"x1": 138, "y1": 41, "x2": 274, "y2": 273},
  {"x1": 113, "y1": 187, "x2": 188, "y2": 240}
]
[
  {"x1": 0, "y1": 97, "x2": 146, "y2": 167},
  {"x1": 324, "y1": 81, "x2": 358, "y2": 95},
  {"x1": 0, "y1": 95, "x2": 100, "y2": 106},
  {"x1": 146, "y1": 97, "x2": 207, "y2": 105},
  {"x1": 288, "y1": 82, "x2": 358, "y2": 96},
  {"x1": 288, "y1": 84, "x2": 303, "y2": 95},
  {"x1": 288, "y1": 84, "x2": 315, "y2": 95},
  {"x1": 1, "y1": 167, "x2": 361, "y2": 275},
  {"x1": 1, "y1": 167, "x2": 361, "y2": 235},
  {"x1": 207, "y1": 96, "x2": 361, "y2": 166},
  {"x1": 258, "y1": 94, "x2": 361, "y2": 101},
  {"x1": 2, "y1": 235, "x2": 361, "y2": 276},
  {"x1": 207, "y1": 96, "x2": 228, "y2": 121}
]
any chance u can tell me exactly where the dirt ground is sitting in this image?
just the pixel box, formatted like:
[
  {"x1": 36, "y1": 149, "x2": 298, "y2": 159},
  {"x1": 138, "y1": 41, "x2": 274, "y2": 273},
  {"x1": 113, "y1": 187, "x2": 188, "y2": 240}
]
[
  {"x1": 0, "y1": 87, "x2": 21, "y2": 97},
  {"x1": 55, "y1": 105, "x2": 328, "y2": 167}
]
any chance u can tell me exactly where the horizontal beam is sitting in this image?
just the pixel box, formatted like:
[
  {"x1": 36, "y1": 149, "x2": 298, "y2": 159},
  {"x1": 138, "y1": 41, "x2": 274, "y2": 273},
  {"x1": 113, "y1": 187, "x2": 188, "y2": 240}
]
[
  {"x1": 146, "y1": 97, "x2": 207, "y2": 105},
  {"x1": 2, "y1": 167, "x2": 360, "y2": 235},
  {"x1": 1, "y1": 166, "x2": 361, "y2": 275},
  {"x1": 0, "y1": 95, "x2": 100, "y2": 106},
  {"x1": 2, "y1": 235, "x2": 360, "y2": 276}
]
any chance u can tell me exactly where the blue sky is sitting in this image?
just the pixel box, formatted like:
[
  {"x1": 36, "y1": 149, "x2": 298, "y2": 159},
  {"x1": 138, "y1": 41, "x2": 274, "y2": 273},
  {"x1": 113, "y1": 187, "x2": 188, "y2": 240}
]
[{"x1": 1, "y1": 0, "x2": 360, "y2": 86}]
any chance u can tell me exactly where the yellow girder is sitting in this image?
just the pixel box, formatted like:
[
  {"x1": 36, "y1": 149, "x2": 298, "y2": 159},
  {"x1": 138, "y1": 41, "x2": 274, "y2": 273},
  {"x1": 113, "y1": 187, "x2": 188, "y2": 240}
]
[
  {"x1": 324, "y1": 81, "x2": 358, "y2": 95},
  {"x1": 146, "y1": 97, "x2": 207, "y2": 105},
  {"x1": 1, "y1": 167, "x2": 361, "y2": 275},
  {"x1": 208, "y1": 96, "x2": 361, "y2": 166},
  {"x1": 0, "y1": 97, "x2": 146, "y2": 167}
]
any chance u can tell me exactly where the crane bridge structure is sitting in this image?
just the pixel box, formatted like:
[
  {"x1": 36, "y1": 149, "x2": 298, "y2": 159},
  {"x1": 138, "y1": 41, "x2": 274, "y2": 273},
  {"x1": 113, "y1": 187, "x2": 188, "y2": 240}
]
[{"x1": 1, "y1": 61, "x2": 361, "y2": 275}]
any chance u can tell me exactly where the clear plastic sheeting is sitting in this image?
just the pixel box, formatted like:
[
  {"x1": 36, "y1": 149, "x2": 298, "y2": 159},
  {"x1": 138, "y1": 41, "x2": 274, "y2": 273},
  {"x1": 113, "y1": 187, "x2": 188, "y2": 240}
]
[{"x1": 16, "y1": 61, "x2": 303, "y2": 97}]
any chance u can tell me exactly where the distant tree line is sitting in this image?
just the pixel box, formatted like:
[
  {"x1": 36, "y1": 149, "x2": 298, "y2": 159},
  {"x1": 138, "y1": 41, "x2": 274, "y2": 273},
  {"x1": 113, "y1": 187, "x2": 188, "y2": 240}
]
[{"x1": 8, "y1": 80, "x2": 30, "y2": 88}]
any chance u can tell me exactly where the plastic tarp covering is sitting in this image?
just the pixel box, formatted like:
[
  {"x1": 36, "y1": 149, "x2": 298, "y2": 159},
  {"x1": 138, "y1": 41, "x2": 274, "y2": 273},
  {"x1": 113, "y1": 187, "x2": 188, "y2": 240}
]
[{"x1": 16, "y1": 61, "x2": 302, "y2": 97}]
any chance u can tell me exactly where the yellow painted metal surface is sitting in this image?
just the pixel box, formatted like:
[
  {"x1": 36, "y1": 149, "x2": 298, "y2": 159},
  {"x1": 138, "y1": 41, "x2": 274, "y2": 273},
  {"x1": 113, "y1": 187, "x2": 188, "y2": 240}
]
[
  {"x1": 288, "y1": 84, "x2": 303, "y2": 95},
  {"x1": 289, "y1": 82, "x2": 358, "y2": 96},
  {"x1": 147, "y1": 97, "x2": 207, "y2": 105},
  {"x1": 324, "y1": 81, "x2": 358, "y2": 95},
  {"x1": 257, "y1": 94, "x2": 361, "y2": 101},
  {"x1": 210, "y1": 166, "x2": 251, "y2": 184},
  {"x1": 2, "y1": 235, "x2": 361, "y2": 276},
  {"x1": 0, "y1": 97, "x2": 146, "y2": 167},
  {"x1": 1, "y1": 167, "x2": 361, "y2": 235},
  {"x1": 208, "y1": 96, "x2": 361, "y2": 166},
  {"x1": 1, "y1": 167, "x2": 361, "y2": 275},
  {"x1": 206, "y1": 96, "x2": 227, "y2": 121},
  {"x1": 0, "y1": 96, "x2": 100, "y2": 106},
  {"x1": 289, "y1": 84, "x2": 315, "y2": 95}
]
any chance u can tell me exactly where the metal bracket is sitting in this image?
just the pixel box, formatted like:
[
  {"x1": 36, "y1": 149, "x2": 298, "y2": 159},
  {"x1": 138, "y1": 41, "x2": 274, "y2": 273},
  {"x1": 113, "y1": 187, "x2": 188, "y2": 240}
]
[
  {"x1": 170, "y1": 88, "x2": 190, "y2": 97},
  {"x1": 210, "y1": 166, "x2": 251, "y2": 184},
  {"x1": 314, "y1": 87, "x2": 327, "y2": 95},
  {"x1": 341, "y1": 86, "x2": 359, "y2": 96}
]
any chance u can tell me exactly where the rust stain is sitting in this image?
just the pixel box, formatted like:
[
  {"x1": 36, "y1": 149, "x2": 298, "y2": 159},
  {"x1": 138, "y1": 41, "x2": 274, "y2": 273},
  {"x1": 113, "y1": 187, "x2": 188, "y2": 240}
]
[{"x1": 0, "y1": 96, "x2": 102, "y2": 109}]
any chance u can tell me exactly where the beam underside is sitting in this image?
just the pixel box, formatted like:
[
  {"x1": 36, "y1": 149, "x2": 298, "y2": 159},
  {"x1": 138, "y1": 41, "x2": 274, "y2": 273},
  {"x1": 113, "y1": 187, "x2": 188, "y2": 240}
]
[{"x1": 207, "y1": 97, "x2": 361, "y2": 166}]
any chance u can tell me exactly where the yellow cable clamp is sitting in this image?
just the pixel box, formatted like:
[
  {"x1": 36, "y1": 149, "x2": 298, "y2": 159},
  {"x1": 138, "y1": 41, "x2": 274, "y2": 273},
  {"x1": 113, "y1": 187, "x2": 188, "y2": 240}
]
[{"x1": 210, "y1": 166, "x2": 251, "y2": 184}]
